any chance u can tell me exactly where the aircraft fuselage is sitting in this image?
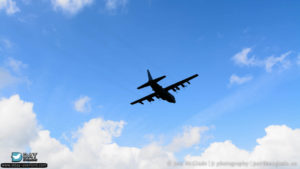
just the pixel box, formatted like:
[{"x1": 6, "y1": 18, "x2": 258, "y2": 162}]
[{"x1": 150, "y1": 82, "x2": 176, "y2": 103}]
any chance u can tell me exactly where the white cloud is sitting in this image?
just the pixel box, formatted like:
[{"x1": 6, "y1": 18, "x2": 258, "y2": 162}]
[
  {"x1": 74, "y1": 96, "x2": 91, "y2": 113},
  {"x1": 265, "y1": 51, "x2": 291, "y2": 72},
  {"x1": 166, "y1": 126, "x2": 208, "y2": 152},
  {"x1": 105, "y1": 0, "x2": 127, "y2": 10},
  {"x1": 232, "y1": 48, "x2": 293, "y2": 73},
  {"x1": 229, "y1": 74, "x2": 252, "y2": 86},
  {"x1": 0, "y1": 95, "x2": 38, "y2": 161},
  {"x1": 30, "y1": 117, "x2": 175, "y2": 169},
  {"x1": 30, "y1": 130, "x2": 73, "y2": 169},
  {"x1": 0, "y1": 0, "x2": 20, "y2": 15},
  {"x1": 74, "y1": 118, "x2": 125, "y2": 144},
  {"x1": 184, "y1": 125, "x2": 300, "y2": 169},
  {"x1": 232, "y1": 48, "x2": 256, "y2": 66},
  {"x1": 6, "y1": 57, "x2": 27, "y2": 73},
  {"x1": 251, "y1": 125, "x2": 300, "y2": 161},
  {"x1": 51, "y1": 0, "x2": 93, "y2": 14},
  {"x1": 1, "y1": 94, "x2": 300, "y2": 169},
  {"x1": 297, "y1": 54, "x2": 300, "y2": 65}
]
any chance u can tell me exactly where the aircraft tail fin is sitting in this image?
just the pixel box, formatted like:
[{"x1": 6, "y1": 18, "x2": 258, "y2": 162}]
[
  {"x1": 137, "y1": 70, "x2": 166, "y2": 89},
  {"x1": 153, "y1": 75, "x2": 166, "y2": 83},
  {"x1": 147, "y1": 69, "x2": 152, "y2": 81}
]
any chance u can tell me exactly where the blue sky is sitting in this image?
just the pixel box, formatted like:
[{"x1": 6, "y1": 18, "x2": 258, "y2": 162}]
[{"x1": 1, "y1": 0, "x2": 300, "y2": 160}]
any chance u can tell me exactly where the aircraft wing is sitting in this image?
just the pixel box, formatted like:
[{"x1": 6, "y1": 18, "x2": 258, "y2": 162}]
[
  {"x1": 165, "y1": 74, "x2": 198, "y2": 92},
  {"x1": 130, "y1": 93, "x2": 157, "y2": 105}
]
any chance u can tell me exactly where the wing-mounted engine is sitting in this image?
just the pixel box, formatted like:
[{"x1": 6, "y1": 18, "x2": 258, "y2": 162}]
[{"x1": 165, "y1": 74, "x2": 198, "y2": 92}]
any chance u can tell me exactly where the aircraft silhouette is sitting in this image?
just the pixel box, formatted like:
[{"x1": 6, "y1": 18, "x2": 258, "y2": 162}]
[{"x1": 130, "y1": 70, "x2": 198, "y2": 105}]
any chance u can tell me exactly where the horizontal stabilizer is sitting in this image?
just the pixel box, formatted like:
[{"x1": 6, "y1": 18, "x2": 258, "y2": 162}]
[
  {"x1": 137, "y1": 75, "x2": 166, "y2": 89},
  {"x1": 137, "y1": 82, "x2": 151, "y2": 89},
  {"x1": 153, "y1": 75, "x2": 166, "y2": 83}
]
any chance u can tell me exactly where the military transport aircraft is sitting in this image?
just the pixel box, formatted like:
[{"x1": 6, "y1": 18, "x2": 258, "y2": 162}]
[{"x1": 130, "y1": 70, "x2": 198, "y2": 105}]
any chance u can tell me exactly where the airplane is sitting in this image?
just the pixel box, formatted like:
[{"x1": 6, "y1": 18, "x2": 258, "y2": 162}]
[{"x1": 130, "y1": 70, "x2": 198, "y2": 105}]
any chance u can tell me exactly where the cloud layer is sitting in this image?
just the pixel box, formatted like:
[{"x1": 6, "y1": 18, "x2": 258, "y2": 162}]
[
  {"x1": 0, "y1": 95, "x2": 299, "y2": 169},
  {"x1": 184, "y1": 125, "x2": 300, "y2": 169}
]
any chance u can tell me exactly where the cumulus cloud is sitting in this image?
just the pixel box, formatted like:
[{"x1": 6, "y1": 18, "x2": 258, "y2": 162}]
[
  {"x1": 74, "y1": 96, "x2": 91, "y2": 113},
  {"x1": 0, "y1": 95, "x2": 38, "y2": 161},
  {"x1": 185, "y1": 140, "x2": 250, "y2": 162},
  {"x1": 1, "y1": 94, "x2": 300, "y2": 169},
  {"x1": 74, "y1": 118, "x2": 125, "y2": 144},
  {"x1": 30, "y1": 117, "x2": 175, "y2": 169},
  {"x1": 105, "y1": 0, "x2": 127, "y2": 11},
  {"x1": 0, "y1": 0, "x2": 20, "y2": 15},
  {"x1": 232, "y1": 48, "x2": 293, "y2": 73},
  {"x1": 30, "y1": 130, "x2": 72, "y2": 169},
  {"x1": 184, "y1": 125, "x2": 300, "y2": 169},
  {"x1": 51, "y1": 0, "x2": 93, "y2": 14},
  {"x1": 166, "y1": 126, "x2": 208, "y2": 152},
  {"x1": 0, "y1": 94, "x2": 191, "y2": 169},
  {"x1": 229, "y1": 74, "x2": 252, "y2": 86}
]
